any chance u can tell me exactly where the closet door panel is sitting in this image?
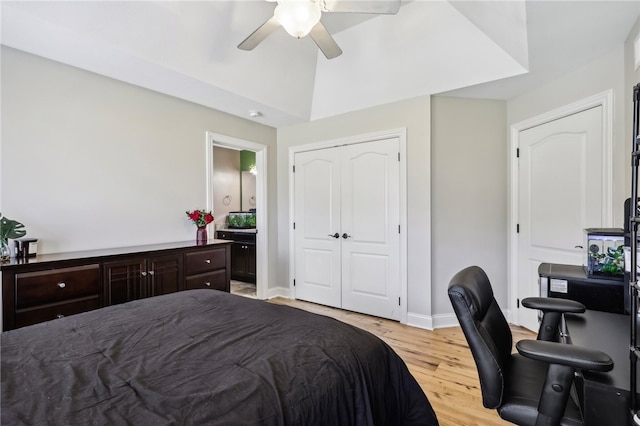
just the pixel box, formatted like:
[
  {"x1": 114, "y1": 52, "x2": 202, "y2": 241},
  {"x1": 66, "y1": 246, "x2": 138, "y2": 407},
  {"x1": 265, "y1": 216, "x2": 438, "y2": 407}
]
[
  {"x1": 293, "y1": 148, "x2": 342, "y2": 308},
  {"x1": 341, "y1": 138, "x2": 401, "y2": 320}
]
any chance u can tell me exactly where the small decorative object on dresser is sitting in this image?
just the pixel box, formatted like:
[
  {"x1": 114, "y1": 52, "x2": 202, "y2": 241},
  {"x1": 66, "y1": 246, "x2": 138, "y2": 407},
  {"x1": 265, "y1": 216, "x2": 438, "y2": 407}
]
[
  {"x1": 0, "y1": 213, "x2": 27, "y2": 261},
  {"x1": 186, "y1": 209, "x2": 214, "y2": 245}
]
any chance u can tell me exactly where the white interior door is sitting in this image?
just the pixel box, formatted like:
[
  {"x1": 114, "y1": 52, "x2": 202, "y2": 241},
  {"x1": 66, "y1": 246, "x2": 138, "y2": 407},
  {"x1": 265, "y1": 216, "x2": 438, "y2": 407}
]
[
  {"x1": 341, "y1": 139, "x2": 400, "y2": 320},
  {"x1": 293, "y1": 138, "x2": 401, "y2": 320},
  {"x1": 293, "y1": 148, "x2": 342, "y2": 308},
  {"x1": 517, "y1": 106, "x2": 604, "y2": 331}
]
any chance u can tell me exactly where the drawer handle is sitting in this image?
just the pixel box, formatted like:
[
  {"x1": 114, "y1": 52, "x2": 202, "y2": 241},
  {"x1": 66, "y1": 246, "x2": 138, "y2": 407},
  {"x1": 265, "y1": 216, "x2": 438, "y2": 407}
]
[
  {"x1": 205, "y1": 259, "x2": 211, "y2": 264},
  {"x1": 56, "y1": 314, "x2": 64, "y2": 319},
  {"x1": 57, "y1": 282, "x2": 66, "y2": 289},
  {"x1": 205, "y1": 282, "x2": 211, "y2": 287}
]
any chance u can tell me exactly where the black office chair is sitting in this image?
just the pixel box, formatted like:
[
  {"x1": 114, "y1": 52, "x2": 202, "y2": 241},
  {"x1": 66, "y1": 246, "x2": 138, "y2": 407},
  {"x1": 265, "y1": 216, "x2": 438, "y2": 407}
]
[
  {"x1": 520, "y1": 296, "x2": 586, "y2": 342},
  {"x1": 448, "y1": 266, "x2": 613, "y2": 426}
]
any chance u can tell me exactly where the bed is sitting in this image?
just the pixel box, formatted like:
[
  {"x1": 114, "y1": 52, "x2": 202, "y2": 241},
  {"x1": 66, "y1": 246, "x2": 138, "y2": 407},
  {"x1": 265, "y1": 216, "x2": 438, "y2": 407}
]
[{"x1": 1, "y1": 289, "x2": 438, "y2": 425}]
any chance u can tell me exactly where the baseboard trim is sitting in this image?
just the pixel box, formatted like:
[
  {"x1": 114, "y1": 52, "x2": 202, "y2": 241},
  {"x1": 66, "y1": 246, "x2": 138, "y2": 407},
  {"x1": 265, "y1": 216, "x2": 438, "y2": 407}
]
[
  {"x1": 261, "y1": 292, "x2": 517, "y2": 332},
  {"x1": 431, "y1": 313, "x2": 459, "y2": 329},
  {"x1": 266, "y1": 286, "x2": 291, "y2": 299},
  {"x1": 406, "y1": 312, "x2": 435, "y2": 330},
  {"x1": 431, "y1": 309, "x2": 513, "y2": 330}
]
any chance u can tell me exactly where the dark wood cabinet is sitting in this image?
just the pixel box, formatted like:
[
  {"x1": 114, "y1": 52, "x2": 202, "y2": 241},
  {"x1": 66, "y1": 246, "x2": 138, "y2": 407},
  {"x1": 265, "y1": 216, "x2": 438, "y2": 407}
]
[
  {"x1": 216, "y1": 230, "x2": 256, "y2": 283},
  {"x1": 103, "y1": 254, "x2": 183, "y2": 305},
  {"x1": 1, "y1": 241, "x2": 231, "y2": 331},
  {"x1": 104, "y1": 258, "x2": 146, "y2": 305},
  {"x1": 231, "y1": 241, "x2": 256, "y2": 283},
  {"x1": 148, "y1": 254, "x2": 183, "y2": 296}
]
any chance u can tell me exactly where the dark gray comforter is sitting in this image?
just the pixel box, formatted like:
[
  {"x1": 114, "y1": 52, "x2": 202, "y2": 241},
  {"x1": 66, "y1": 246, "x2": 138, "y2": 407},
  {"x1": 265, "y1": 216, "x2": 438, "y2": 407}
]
[{"x1": 1, "y1": 290, "x2": 438, "y2": 425}]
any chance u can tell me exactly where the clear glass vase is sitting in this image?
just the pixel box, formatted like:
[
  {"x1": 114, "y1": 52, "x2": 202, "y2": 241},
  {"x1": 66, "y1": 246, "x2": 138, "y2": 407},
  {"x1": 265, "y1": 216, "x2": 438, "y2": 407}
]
[{"x1": 0, "y1": 239, "x2": 10, "y2": 261}]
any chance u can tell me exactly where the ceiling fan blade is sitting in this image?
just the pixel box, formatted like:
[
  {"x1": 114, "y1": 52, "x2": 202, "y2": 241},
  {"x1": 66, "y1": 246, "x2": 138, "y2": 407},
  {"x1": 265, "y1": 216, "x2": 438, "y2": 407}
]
[
  {"x1": 321, "y1": 0, "x2": 401, "y2": 14},
  {"x1": 238, "y1": 16, "x2": 280, "y2": 51},
  {"x1": 309, "y1": 21, "x2": 343, "y2": 59}
]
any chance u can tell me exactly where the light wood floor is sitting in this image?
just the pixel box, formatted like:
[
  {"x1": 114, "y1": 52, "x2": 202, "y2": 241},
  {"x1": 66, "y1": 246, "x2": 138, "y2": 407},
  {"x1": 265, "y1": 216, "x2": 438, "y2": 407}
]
[
  {"x1": 230, "y1": 280, "x2": 257, "y2": 298},
  {"x1": 268, "y1": 297, "x2": 536, "y2": 426}
]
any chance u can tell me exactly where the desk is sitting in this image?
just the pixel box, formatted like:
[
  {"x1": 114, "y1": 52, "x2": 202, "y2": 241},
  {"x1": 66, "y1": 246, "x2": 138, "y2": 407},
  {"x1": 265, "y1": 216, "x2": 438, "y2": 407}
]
[
  {"x1": 539, "y1": 263, "x2": 625, "y2": 314},
  {"x1": 565, "y1": 310, "x2": 636, "y2": 425}
]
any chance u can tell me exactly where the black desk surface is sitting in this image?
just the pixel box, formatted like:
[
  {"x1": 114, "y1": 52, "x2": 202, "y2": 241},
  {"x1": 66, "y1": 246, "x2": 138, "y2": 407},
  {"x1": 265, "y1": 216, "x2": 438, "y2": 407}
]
[
  {"x1": 538, "y1": 262, "x2": 624, "y2": 286},
  {"x1": 539, "y1": 263, "x2": 589, "y2": 280},
  {"x1": 565, "y1": 310, "x2": 636, "y2": 391}
]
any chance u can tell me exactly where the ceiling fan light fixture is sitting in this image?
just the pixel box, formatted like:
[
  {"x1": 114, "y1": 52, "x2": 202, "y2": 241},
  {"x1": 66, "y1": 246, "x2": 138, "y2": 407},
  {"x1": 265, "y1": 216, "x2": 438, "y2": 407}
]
[{"x1": 274, "y1": 0, "x2": 321, "y2": 38}]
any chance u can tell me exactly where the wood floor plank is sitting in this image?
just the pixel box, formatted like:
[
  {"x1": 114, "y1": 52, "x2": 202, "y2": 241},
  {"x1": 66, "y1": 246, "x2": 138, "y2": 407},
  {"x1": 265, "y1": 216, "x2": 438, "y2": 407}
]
[{"x1": 268, "y1": 297, "x2": 535, "y2": 426}]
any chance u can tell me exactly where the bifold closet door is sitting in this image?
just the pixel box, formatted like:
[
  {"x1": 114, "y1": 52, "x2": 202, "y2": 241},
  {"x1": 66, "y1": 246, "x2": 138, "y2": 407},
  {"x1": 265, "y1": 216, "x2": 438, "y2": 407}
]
[
  {"x1": 340, "y1": 139, "x2": 400, "y2": 320},
  {"x1": 293, "y1": 138, "x2": 400, "y2": 320},
  {"x1": 293, "y1": 147, "x2": 342, "y2": 308}
]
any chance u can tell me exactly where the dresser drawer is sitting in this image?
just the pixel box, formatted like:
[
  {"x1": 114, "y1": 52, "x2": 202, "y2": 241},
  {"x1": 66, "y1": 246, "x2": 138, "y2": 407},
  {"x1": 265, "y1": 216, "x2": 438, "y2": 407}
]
[
  {"x1": 15, "y1": 296, "x2": 101, "y2": 328},
  {"x1": 185, "y1": 270, "x2": 227, "y2": 292},
  {"x1": 216, "y1": 231, "x2": 256, "y2": 243},
  {"x1": 185, "y1": 248, "x2": 226, "y2": 276},
  {"x1": 15, "y1": 265, "x2": 101, "y2": 309}
]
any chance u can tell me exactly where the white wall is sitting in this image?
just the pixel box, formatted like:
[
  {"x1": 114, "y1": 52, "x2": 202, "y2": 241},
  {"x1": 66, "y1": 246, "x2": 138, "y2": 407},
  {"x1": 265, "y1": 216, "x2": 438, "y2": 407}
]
[
  {"x1": 626, "y1": 16, "x2": 640, "y2": 92},
  {"x1": 430, "y1": 97, "x2": 507, "y2": 318},
  {"x1": 1, "y1": 47, "x2": 277, "y2": 259},
  {"x1": 507, "y1": 47, "x2": 627, "y2": 226},
  {"x1": 277, "y1": 96, "x2": 432, "y2": 319},
  {"x1": 625, "y1": 17, "x2": 640, "y2": 193},
  {"x1": 430, "y1": 44, "x2": 632, "y2": 319}
]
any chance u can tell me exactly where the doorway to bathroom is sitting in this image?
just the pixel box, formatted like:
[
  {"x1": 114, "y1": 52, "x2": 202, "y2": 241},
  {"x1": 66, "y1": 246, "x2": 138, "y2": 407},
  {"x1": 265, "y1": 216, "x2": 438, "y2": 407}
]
[{"x1": 206, "y1": 132, "x2": 268, "y2": 300}]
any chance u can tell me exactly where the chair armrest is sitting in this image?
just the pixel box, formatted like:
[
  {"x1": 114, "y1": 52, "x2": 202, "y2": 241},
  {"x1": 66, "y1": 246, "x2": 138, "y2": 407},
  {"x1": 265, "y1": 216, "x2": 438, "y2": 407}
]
[
  {"x1": 521, "y1": 297, "x2": 585, "y2": 313},
  {"x1": 516, "y1": 340, "x2": 613, "y2": 372},
  {"x1": 519, "y1": 340, "x2": 613, "y2": 425}
]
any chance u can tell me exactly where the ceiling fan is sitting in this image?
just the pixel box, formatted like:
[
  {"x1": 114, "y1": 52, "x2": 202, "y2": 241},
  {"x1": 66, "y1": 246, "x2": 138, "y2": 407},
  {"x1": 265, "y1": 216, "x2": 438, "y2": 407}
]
[{"x1": 237, "y1": 0, "x2": 401, "y2": 60}]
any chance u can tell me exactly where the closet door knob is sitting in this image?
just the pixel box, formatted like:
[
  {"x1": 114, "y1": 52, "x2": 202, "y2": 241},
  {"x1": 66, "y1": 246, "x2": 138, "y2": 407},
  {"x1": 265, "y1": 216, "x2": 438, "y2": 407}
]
[
  {"x1": 329, "y1": 233, "x2": 340, "y2": 239},
  {"x1": 205, "y1": 259, "x2": 211, "y2": 264},
  {"x1": 342, "y1": 233, "x2": 351, "y2": 239},
  {"x1": 205, "y1": 282, "x2": 211, "y2": 287}
]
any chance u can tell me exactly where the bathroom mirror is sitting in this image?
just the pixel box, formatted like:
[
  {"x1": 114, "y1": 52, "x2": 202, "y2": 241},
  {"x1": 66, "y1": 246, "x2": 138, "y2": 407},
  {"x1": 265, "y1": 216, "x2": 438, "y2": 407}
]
[{"x1": 241, "y1": 171, "x2": 256, "y2": 211}]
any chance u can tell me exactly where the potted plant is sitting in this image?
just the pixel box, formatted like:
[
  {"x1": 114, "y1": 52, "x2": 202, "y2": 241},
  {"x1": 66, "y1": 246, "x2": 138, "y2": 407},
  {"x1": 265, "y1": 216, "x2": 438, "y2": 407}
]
[{"x1": 0, "y1": 213, "x2": 26, "y2": 261}]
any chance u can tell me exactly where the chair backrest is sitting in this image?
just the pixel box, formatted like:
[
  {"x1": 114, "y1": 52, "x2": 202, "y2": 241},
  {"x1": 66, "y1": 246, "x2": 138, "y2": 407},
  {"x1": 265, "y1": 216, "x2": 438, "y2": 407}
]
[{"x1": 447, "y1": 266, "x2": 513, "y2": 409}]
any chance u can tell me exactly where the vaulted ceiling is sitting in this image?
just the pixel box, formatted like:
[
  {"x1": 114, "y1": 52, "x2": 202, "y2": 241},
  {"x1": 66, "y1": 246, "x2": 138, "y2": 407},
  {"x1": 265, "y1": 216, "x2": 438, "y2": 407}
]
[{"x1": 2, "y1": 1, "x2": 638, "y2": 127}]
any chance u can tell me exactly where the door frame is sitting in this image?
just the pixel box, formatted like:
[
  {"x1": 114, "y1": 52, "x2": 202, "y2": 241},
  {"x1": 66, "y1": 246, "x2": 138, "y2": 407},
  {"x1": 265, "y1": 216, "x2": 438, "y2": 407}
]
[
  {"x1": 206, "y1": 132, "x2": 268, "y2": 300},
  {"x1": 288, "y1": 128, "x2": 409, "y2": 324},
  {"x1": 508, "y1": 90, "x2": 614, "y2": 326}
]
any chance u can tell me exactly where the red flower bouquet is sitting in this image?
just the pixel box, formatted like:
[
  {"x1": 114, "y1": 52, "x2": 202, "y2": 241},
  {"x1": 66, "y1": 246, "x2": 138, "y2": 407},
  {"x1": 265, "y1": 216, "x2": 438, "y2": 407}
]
[{"x1": 186, "y1": 209, "x2": 214, "y2": 228}]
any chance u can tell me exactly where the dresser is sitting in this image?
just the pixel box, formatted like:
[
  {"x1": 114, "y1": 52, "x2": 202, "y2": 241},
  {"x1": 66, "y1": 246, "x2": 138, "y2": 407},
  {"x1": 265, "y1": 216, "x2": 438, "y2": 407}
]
[{"x1": 1, "y1": 240, "x2": 231, "y2": 331}]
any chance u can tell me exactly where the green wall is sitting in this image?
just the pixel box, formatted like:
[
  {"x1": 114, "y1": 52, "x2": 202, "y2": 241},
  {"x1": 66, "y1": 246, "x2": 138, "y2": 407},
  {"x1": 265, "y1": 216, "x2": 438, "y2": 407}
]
[{"x1": 240, "y1": 150, "x2": 256, "y2": 172}]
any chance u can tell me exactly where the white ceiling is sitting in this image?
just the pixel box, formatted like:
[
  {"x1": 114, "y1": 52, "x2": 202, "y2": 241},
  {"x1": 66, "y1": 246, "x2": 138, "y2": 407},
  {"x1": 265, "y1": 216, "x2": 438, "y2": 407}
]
[{"x1": 1, "y1": 1, "x2": 639, "y2": 128}]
